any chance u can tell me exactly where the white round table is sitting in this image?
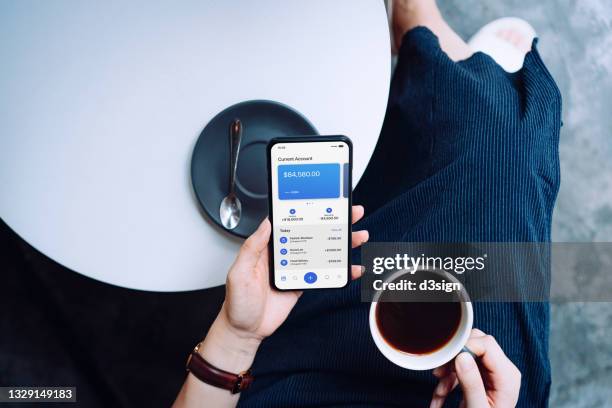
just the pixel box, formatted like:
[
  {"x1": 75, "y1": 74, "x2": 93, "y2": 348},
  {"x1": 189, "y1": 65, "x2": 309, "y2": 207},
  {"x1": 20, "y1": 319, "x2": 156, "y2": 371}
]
[{"x1": 0, "y1": 0, "x2": 390, "y2": 291}]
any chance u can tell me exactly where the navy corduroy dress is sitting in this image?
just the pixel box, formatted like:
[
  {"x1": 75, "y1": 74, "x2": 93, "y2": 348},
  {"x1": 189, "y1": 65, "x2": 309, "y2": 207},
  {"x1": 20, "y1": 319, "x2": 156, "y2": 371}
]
[{"x1": 240, "y1": 27, "x2": 562, "y2": 407}]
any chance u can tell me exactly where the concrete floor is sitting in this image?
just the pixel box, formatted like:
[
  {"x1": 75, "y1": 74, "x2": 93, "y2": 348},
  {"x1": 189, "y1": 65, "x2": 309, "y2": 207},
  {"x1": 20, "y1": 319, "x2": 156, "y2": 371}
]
[{"x1": 438, "y1": 0, "x2": 612, "y2": 406}]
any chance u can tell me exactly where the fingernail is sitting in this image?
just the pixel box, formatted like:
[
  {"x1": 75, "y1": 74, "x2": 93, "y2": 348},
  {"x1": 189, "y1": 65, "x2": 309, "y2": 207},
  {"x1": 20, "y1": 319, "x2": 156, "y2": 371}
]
[
  {"x1": 361, "y1": 265, "x2": 366, "y2": 274},
  {"x1": 456, "y1": 352, "x2": 475, "y2": 372}
]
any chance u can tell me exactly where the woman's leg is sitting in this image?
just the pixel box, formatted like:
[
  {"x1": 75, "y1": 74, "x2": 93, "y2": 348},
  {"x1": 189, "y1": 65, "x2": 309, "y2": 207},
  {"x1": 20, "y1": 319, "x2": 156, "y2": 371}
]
[
  {"x1": 356, "y1": 0, "x2": 476, "y2": 213},
  {"x1": 392, "y1": 0, "x2": 472, "y2": 62},
  {"x1": 357, "y1": 2, "x2": 561, "y2": 406},
  {"x1": 242, "y1": 2, "x2": 561, "y2": 407},
  {"x1": 356, "y1": 0, "x2": 538, "y2": 214}
]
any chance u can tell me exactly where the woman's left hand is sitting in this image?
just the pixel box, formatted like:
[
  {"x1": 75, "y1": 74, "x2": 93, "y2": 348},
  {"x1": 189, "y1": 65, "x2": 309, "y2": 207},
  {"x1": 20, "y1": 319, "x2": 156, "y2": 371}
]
[
  {"x1": 222, "y1": 205, "x2": 368, "y2": 342},
  {"x1": 197, "y1": 206, "x2": 368, "y2": 374}
]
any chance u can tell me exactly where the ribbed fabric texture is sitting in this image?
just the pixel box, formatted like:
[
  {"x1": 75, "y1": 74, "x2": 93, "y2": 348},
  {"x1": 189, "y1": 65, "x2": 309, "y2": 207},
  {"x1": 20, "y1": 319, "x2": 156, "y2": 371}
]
[{"x1": 239, "y1": 27, "x2": 561, "y2": 407}]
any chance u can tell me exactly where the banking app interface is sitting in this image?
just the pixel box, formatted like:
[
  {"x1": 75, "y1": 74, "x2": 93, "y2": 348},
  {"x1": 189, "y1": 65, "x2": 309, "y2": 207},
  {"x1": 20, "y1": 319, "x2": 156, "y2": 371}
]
[{"x1": 270, "y1": 141, "x2": 350, "y2": 289}]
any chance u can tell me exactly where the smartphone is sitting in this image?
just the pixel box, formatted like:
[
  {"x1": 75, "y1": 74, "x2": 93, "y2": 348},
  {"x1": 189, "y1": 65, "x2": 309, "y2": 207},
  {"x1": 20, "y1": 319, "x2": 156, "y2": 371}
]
[{"x1": 267, "y1": 136, "x2": 352, "y2": 290}]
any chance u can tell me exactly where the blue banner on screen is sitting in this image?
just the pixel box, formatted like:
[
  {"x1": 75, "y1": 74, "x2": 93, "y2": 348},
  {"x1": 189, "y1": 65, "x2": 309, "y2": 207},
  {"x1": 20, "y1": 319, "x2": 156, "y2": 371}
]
[
  {"x1": 343, "y1": 163, "x2": 349, "y2": 198},
  {"x1": 278, "y1": 163, "x2": 340, "y2": 200}
]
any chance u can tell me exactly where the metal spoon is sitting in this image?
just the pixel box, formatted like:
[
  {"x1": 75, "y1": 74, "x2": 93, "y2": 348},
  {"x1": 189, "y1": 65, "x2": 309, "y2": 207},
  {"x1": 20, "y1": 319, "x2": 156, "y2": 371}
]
[{"x1": 219, "y1": 119, "x2": 243, "y2": 230}]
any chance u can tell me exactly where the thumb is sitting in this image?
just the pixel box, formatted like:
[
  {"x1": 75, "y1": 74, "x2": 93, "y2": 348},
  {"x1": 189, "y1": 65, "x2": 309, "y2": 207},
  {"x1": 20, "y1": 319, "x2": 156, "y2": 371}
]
[
  {"x1": 455, "y1": 352, "x2": 489, "y2": 408},
  {"x1": 234, "y1": 218, "x2": 271, "y2": 270}
]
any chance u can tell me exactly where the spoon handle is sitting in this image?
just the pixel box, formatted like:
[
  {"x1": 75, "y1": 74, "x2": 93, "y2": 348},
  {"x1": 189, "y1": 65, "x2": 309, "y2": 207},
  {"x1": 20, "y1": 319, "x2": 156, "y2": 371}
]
[{"x1": 228, "y1": 119, "x2": 242, "y2": 195}]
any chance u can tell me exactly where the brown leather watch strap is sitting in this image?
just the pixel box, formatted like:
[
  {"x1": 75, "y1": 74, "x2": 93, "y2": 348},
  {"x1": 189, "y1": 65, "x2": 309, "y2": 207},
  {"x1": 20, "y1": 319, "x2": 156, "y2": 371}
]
[{"x1": 185, "y1": 343, "x2": 253, "y2": 394}]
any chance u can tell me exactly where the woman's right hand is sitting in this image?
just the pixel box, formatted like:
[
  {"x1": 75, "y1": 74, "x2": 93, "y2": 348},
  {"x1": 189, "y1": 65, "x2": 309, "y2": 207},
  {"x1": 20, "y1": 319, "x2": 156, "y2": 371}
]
[{"x1": 430, "y1": 329, "x2": 522, "y2": 408}]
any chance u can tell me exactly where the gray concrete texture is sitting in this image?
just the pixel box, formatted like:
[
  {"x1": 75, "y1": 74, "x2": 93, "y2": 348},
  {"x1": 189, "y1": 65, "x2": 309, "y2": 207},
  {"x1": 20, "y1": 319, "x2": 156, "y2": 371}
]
[{"x1": 437, "y1": 0, "x2": 612, "y2": 406}]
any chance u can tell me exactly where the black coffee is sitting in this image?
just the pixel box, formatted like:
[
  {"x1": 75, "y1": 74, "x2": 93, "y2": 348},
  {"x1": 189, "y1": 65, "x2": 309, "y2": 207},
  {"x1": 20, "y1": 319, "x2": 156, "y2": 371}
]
[{"x1": 375, "y1": 301, "x2": 462, "y2": 355}]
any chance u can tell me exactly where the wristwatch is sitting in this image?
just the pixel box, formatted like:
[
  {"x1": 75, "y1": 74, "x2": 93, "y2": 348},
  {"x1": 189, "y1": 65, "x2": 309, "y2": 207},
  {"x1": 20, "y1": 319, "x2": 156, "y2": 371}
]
[{"x1": 185, "y1": 342, "x2": 254, "y2": 394}]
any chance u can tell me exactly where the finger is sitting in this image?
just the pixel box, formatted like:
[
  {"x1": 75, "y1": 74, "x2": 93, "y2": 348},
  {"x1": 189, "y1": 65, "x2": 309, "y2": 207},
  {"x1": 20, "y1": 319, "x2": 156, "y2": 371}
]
[
  {"x1": 470, "y1": 328, "x2": 487, "y2": 338},
  {"x1": 352, "y1": 230, "x2": 369, "y2": 248},
  {"x1": 234, "y1": 218, "x2": 271, "y2": 270},
  {"x1": 351, "y1": 205, "x2": 365, "y2": 224},
  {"x1": 351, "y1": 265, "x2": 365, "y2": 280},
  {"x1": 455, "y1": 352, "x2": 489, "y2": 408},
  {"x1": 465, "y1": 334, "x2": 522, "y2": 402},
  {"x1": 465, "y1": 334, "x2": 515, "y2": 374},
  {"x1": 432, "y1": 366, "x2": 444, "y2": 378},
  {"x1": 433, "y1": 363, "x2": 453, "y2": 378},
  {"x1": 430, "y1": 373, "x2": 458, "y2": 408}
]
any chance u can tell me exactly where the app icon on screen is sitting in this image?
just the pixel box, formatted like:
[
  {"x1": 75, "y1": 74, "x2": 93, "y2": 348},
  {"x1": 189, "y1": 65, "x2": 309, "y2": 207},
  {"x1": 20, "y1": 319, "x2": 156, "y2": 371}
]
[{"x1": 304, "y1": 272, "x2": 317, "y2": 284}]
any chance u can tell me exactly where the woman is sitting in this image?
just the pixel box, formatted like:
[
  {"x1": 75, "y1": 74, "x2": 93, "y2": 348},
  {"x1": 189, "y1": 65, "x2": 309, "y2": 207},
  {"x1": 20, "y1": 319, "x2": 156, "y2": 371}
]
[
  {"x1": 173, "y1": 212, "x2": 522, "y2": 408},
  {"x1": 175, "y1": 0, "x2": 560, "y2": 406}
]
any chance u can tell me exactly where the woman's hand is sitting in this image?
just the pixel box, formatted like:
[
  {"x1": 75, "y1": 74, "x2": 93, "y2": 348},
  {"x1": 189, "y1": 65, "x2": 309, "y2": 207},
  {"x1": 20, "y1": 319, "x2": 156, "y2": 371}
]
[
  {"x1": 222, "y1": 205, "x2": 368, "y2": 342},
  {"x1": 430, "y1": 329, "x2": 522, "y2": 408},
  {"x1": 174, "y1": 206, "x2": 368, "y2": 408},
  {"x1": 198, "y1": 206, "x2": 368, "y2": 373}
]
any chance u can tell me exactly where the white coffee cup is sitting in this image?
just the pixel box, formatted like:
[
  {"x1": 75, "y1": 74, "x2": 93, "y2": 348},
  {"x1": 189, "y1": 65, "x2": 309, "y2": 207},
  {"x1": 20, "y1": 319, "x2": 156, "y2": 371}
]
[{"x1": 368, "y1": 269, "x2": 473, "y2": 371}]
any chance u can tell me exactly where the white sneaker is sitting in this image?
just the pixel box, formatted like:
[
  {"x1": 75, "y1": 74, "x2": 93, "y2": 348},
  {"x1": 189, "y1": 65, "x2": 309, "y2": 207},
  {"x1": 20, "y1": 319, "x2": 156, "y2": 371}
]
[{"x1": 468, "y1": 17, "x2": 537, "y2": 73}]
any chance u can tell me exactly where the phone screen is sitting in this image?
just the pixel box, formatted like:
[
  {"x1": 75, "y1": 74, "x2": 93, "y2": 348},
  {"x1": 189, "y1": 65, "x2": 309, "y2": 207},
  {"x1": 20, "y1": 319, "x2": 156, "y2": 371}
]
[{"x1": 268, "y1": 138, "x2": 351, "y2": 290}]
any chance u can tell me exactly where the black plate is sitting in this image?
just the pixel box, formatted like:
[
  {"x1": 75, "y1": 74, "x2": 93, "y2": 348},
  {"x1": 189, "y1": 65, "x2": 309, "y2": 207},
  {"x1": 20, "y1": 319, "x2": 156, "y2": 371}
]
[{"x1": 191, "y1": 100, "x2": 318, "y2": 238}]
